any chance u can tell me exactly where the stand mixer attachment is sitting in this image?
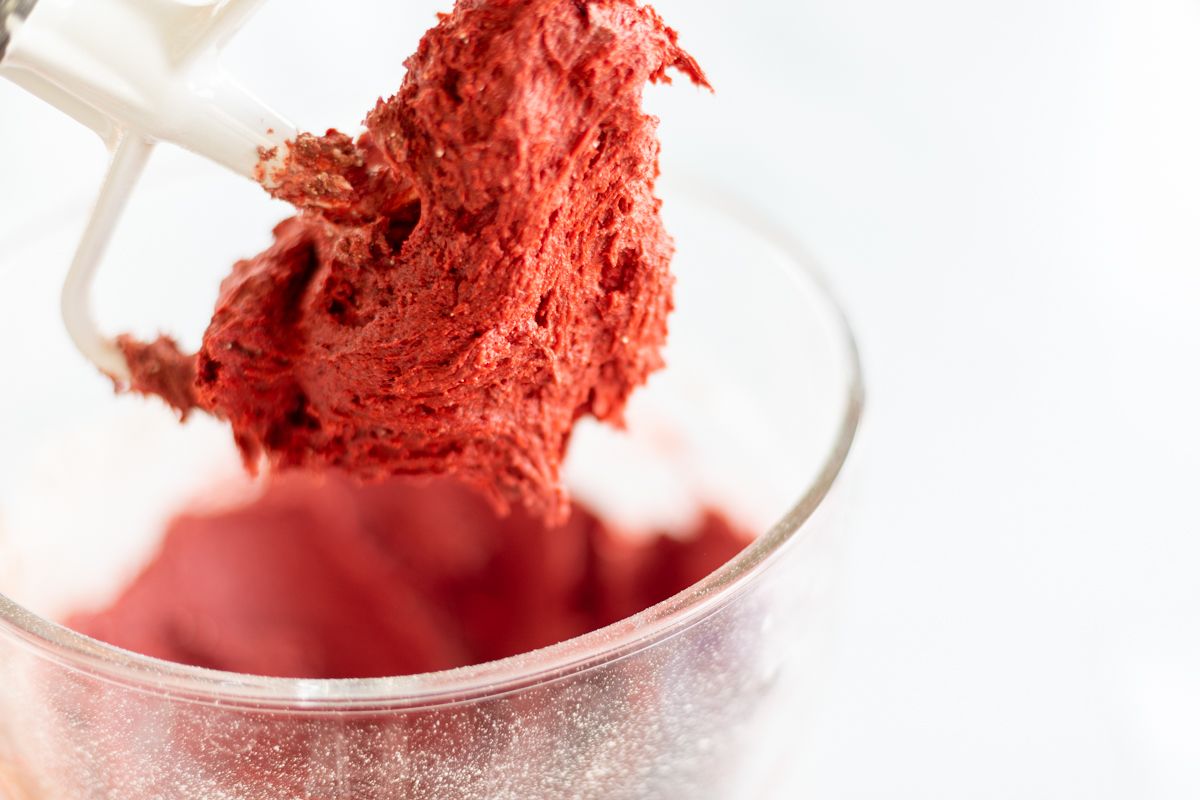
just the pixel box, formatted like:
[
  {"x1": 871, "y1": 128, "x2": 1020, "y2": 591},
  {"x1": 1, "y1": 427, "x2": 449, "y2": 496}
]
[{"x1": 0, "y1": 0, "x2": 294, "y2": 380}]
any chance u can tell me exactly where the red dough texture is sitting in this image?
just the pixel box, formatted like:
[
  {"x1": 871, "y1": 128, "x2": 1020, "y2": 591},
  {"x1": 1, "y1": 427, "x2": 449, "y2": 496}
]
[
  {"x1": 68, "y1": 474, "x2": 748, "y2": 679},
  {"x1": 118, "y1": 0, "x2": 708, "y2": 521}
]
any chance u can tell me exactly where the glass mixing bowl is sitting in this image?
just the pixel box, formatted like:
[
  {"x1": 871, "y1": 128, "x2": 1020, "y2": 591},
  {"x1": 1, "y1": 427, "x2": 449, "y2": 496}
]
[{"x1": 0, "y1": 162, "x2": 861, "y2": 799}]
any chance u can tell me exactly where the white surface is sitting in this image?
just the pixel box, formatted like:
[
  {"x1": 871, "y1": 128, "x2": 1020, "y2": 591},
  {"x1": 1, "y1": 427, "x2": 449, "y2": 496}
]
[{"x1": 2, "y1": 1, "x2": 1199, "y2": 797}]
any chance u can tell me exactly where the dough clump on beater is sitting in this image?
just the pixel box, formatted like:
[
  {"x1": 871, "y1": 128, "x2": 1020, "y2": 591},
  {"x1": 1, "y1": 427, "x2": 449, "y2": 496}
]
[{"x1": 118, "y1": 0, "x2": 707, "y2": 521}]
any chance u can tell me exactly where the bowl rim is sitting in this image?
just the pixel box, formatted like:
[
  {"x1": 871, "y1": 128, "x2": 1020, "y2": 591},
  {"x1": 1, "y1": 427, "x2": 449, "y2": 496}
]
[{"x1": 0, "y1": 182, "x2": 864, "y2": 712}]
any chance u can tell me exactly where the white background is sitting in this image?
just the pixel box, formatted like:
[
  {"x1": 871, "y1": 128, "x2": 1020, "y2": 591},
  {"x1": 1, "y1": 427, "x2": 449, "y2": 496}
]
[{"x1": 3, "y1": 1, "x2": 1200, "y2": 797}]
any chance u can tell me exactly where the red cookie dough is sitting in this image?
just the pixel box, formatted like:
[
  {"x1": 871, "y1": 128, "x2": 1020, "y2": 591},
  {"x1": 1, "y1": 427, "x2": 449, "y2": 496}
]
[
  {"x1": 68, "y1": 474, "x2": 749, "y2": 679},
  {"x1": 118, "y1": 0, "x2": 708, "y2": 521}
]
